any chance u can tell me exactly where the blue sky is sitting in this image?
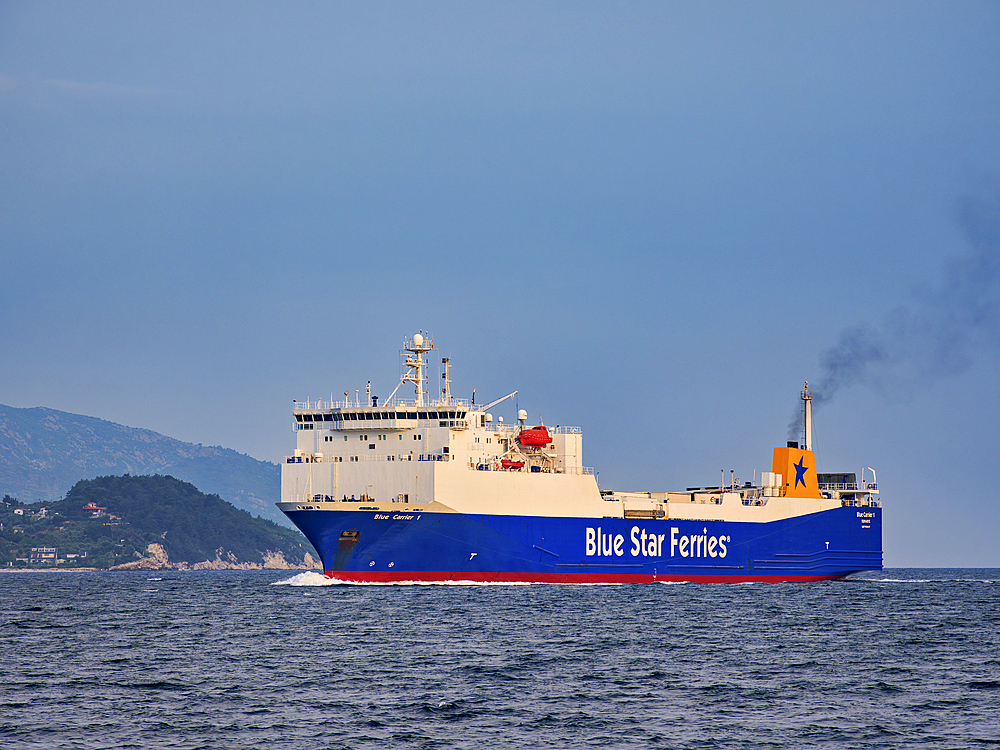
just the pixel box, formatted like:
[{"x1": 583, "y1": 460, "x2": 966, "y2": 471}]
[{"x1": 2, "y1": 2, "x2": 999, "y2": 566}]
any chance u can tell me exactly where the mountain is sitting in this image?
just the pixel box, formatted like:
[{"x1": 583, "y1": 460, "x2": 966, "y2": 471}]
[
  {"x1": 0, "y1": 404, "x2": 288, "y2": 527},
  {"x1": 1, "y1": 475, "x2": 317, "y2": 569}
]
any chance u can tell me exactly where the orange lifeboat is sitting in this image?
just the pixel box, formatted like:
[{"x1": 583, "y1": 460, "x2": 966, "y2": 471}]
[
  {"x1": 517, "y1": 426, "x2": 551, "y2": 447},
  {"x1": 501, "y1": 459, "x2": 525, "y2": 470}
]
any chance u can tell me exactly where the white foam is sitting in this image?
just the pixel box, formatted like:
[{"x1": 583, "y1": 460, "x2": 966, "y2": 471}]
[
  {"x1": 271, "y1": 571, "x2": 338, "y2": 587},
  {"x1": 270, "y1": 572, "x2": 618, "y2": 587}
]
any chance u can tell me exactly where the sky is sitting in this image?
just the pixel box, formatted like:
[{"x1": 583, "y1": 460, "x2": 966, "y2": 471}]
[{"x1": 2, "y1": 1, "x2": 999, "y2": 567}]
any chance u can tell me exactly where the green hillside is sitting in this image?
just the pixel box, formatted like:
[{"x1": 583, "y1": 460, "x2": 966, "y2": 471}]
[
  {"x1": 0, "y1": 475, "x2": 316, "y2": 569},
  {"x1": 0, "y1": 404, "x2": 287, "y2": 526}
]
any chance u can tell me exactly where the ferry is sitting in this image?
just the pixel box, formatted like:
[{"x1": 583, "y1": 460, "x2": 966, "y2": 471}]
[{"x1": 277, "y1": 333, "x2": 883, "y2": 582}]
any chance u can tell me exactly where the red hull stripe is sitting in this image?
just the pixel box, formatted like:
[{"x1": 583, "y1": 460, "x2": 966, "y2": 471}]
[{"x1": 324, "y1": 570, "x2": 843, "y2": 584}]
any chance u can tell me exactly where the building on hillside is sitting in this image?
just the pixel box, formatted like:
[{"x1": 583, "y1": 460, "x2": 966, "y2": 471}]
[{"x1": 29, "y1": 547, "x2": 58, "y2": 564}]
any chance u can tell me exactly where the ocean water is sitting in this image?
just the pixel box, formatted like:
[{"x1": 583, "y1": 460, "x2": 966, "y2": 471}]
[{"x1": 1, "y1": 569, "x2": 998, "y2": 749}]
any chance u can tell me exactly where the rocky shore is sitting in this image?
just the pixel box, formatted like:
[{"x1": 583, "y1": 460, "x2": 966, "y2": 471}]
[{"x1": 109, "y1": 543, "x2": 319, "y2": 571}]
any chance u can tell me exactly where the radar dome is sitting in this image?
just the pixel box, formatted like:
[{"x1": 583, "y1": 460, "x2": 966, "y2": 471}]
[
  {"x1": 518, "y1": 409, "x2": 528, "y2": 422},
  {"x1": 413, "y1": 333, "x2": 424, "y2": 347}
]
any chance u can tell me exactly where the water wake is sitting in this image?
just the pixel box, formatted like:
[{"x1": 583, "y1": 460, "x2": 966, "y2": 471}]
[{"x1": 270, "y1": 572, "x2": 623, "y2": 587}]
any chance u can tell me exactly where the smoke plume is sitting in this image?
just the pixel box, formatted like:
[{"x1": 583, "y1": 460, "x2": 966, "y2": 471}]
[{"x1": 789, "y1": 190, "x2": 1000, "y2": 439}]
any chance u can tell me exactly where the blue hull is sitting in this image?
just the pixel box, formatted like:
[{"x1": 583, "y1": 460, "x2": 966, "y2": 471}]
[{"x1": 283, "y1": 504, "x2": 883, "y2": 583}]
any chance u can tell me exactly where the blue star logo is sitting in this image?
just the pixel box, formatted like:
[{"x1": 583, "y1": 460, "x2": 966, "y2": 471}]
[{"x1": 793, "y1": 457, "x2": 809, "y2": 489}]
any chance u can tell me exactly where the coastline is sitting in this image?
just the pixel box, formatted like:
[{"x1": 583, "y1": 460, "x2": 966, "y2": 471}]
[{"x1": 1, "y1": 544, "x2": 319, "y2": 572}]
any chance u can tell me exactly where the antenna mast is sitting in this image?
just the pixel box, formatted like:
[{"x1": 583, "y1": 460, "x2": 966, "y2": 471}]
[
  {"x1": 441, "y1": 357, "x2": 451, "y2": 405},
  {"x1": 801, "y1": 381, "x2": 812, "y2": 451},
  {"x1": 386, "y1": 331, "x2": 434, "y2": 406}
]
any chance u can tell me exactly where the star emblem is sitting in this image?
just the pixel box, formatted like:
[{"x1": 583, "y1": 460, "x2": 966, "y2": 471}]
[{"x1": 793, "y1": 457, "x2": 808, "y2": 489}]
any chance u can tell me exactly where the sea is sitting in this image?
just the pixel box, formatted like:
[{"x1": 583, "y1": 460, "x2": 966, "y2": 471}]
[{"x1": 2, "y1": 569, "x2": 998, "y2": 749}]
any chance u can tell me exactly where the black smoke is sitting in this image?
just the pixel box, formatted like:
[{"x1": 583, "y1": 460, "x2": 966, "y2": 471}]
[{"x1": 789, "y1": 190, "x2": 1000, "y2": 439}]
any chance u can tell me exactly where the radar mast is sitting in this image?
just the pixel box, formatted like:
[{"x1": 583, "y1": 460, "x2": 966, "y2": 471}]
[{"x1": 386, "y1": 331, "x2": 434, "y2": 406}]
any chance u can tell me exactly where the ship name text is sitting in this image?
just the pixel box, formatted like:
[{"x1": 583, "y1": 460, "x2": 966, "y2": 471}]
[{"x1": 585, "y1": 526, "x2": 730, "y2": 558}]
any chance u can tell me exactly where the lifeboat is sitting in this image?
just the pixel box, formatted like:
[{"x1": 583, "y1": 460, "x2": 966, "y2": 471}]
[
  {"x1": 517, "y1": 426, "x2": 551, "y2": 447},
  {"x1": 501, "y1": 459, "x2": 525, "y2": 470}
]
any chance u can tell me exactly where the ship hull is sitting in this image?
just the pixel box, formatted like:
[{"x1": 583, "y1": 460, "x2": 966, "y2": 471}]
[{"x1": 282, "y1": 504, "x2": 882, "y2": 583}]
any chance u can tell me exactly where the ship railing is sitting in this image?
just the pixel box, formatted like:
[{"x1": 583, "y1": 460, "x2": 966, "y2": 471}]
[
  {"x1": 355, "y1": 454, "x2": 420, "y2": 463},
  {"x1": 287, "y1": 453, "x2": 450, "y2": 463},
  {"x1": 332, "y1": 418, "x2": 470, "y2": 430},
  {"x1": 492, "y1": 425, "x2": 582, "y2": 434},
  {"x1": 294, "y1": 397, "x2": 474, "y2": 411},
  {"x1": 466, "y1": 463, "x2": 594, "y2": 475},
  {"x1": 288, "y1": 494, "x2": 405, "y2": 505},
  {"x1": 821, "y1": 482, "x2": 878, "y2": 494},
  {"x1": 286, "y1": 454, "x2": 422, "y2": 464},
  {"x1": 480, "y1": 424, "x2": 582, "y2": 436},
  {"x1": 841, "y1": 496, "x2": 882, "y2": 508},
  {"x1": 285, "y1": 452, "x2": 595, "y2": 473}
]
